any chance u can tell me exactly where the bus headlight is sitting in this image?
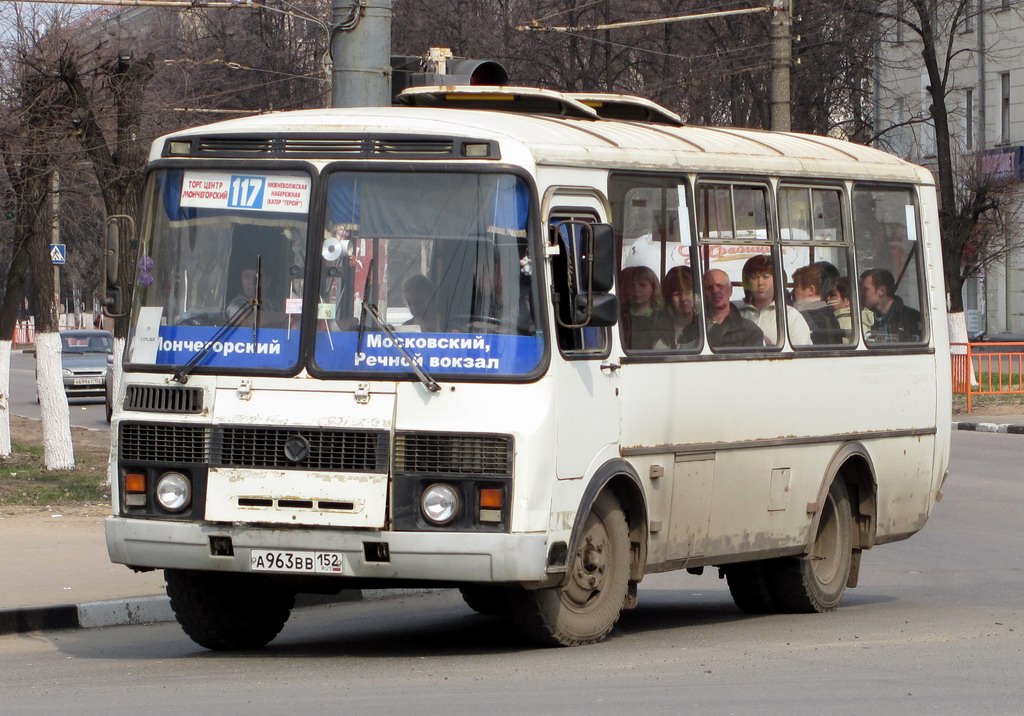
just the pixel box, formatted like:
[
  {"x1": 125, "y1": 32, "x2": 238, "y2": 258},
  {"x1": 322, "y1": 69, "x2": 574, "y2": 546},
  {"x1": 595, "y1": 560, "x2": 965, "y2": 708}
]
[
  {"x1": 420, "y1": 483, "x2": 460, "y2": 525},
  {"x1": 155, "y1": 471, "x2": 192, "y2": 512}
]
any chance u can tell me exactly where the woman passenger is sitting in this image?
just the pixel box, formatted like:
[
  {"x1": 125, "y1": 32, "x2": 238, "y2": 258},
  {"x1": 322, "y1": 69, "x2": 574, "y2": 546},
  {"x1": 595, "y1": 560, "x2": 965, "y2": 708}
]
[
  {"x1": 662, "y1": 265, "x2": 699, "y2": 348},
  {"x1": 619, "y1": 265, "x2": 672, "y2": 350}
]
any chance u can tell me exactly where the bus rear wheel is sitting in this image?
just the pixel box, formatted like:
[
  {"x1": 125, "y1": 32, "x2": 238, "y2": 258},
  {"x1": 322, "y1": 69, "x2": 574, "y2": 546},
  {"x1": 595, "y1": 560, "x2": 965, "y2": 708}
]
[
  {"x1": 165, "y1": 569, "x2": 295, "y2": 651},
  {"x1": 770, "y1": 479, "x2": 853, "y2": 613},
  {"x1": 508, "y1": 492, "x2": 631, "y2": 647}
]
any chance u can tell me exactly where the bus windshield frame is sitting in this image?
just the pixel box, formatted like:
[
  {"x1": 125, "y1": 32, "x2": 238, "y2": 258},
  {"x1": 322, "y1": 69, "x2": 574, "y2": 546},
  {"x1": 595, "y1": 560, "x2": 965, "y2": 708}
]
[{"x1": 124, "y1": 163, "x2": 546, "y2": 382}]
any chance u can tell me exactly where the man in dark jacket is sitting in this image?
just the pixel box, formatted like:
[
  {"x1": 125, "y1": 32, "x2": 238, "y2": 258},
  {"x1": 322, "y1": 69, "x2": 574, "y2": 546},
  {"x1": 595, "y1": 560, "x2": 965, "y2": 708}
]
[
  {"x1": 861, "y1": 268, "x2": 922, "y2": 343},
  {"x1": 702, "y1": 269, "x2": 764, "y2": 348}
]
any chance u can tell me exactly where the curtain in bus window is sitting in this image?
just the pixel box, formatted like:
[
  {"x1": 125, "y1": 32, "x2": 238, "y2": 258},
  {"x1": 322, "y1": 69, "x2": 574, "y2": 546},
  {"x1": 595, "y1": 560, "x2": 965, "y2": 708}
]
[
  {"x1": 161, "y1": 171, "x2": 197, "y2": 222},
  {"x1": 326, "y1": 174, "x2": 361, "y2": 227},
  {"x1": 325, "y1": 173, "x2": 528, "y2": 238},
  {"x1": 488, "y1": 175, "x2": 529, "y2": 235}
]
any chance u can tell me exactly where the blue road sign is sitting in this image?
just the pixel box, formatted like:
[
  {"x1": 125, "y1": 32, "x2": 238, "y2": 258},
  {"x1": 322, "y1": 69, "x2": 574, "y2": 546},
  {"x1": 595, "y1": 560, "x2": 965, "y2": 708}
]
[{"x1": 50, "y1": 244, "x2": 66, "y2": 265}]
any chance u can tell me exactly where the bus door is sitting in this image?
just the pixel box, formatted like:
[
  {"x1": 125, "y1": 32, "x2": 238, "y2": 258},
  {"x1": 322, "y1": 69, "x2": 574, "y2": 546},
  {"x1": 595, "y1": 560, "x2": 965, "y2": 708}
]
[{"x1": 549, "y1": 200, "x2": 621, "y2": 480}]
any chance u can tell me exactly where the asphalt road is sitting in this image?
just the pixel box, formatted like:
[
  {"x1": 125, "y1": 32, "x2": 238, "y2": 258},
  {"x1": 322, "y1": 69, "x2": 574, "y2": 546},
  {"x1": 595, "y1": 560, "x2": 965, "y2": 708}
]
[
  {"x1": 0, "y1": 432, "x2": 1020, "y2": 715},
  {"x1": 9, "y1": 351, "x2": 109, "y2": 431}
]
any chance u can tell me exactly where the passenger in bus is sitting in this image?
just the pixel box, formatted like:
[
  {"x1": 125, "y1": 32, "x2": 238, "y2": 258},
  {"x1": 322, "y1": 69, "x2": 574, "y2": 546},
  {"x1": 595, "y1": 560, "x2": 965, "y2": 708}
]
[
  {"x1": 860, "y1": 268, "x2": 921, "y2": 343},
  {"x1": 401, "y1": 274, "x2": 441, "y2": 332},
  {"x1": 702, "y1": 269, "x2": 764, "y2": 348},
  {"x1": 830, "y1": 276, "x2": 874, "y2": 339},
  {"x1": 620, "y1": 265, "x2": 673, "y2": 350},
  {"x1": 661, "y1": 265, "x2": 699, "y2": 348},
  {"x1": 738, "y1": 254, "x2": 811, "y2": 346},
  {"x1": 792, "y1": 264, "x2": 842, "y2": 344},
  {"x1": 817, "y1": 261, "x2": 840, "y2": 303}
]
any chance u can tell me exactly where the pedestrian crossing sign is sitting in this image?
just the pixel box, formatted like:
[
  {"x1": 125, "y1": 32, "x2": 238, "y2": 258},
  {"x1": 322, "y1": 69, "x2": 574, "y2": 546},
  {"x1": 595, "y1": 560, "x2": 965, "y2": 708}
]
[{"x1": 50, "y1": 243, "x2": 66, "y2": 264}]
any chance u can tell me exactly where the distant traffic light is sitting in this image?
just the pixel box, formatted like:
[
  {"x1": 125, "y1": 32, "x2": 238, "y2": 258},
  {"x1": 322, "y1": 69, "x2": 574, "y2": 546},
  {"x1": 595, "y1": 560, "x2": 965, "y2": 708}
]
[{"x1": 390, "y1": 53, "x2": 508, "y2": 103}]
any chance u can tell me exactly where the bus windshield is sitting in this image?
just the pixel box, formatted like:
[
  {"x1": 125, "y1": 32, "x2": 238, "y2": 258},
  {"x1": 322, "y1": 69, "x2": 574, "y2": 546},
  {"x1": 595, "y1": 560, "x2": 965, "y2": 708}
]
[
  {"x1": 126, "y1": 168, "x2": 311, "y2": 372},
  {"x1": 125, "y1": 167, "x2": 543, "y2": 379},
  {"x1": 312, "y1": 171, "x2": 543, "y2": 379}
]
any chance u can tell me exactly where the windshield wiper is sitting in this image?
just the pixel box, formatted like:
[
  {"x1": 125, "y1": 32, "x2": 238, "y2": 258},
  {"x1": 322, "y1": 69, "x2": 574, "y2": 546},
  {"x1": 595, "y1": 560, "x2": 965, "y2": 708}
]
[
  {"x1": 362, "y1": 301, "x2": 441, "y2": 393},
  {"x1": 171, "y1": 259, "x2": 268, "y2": 384},
  {"x1": 170, "y1": 299, "x2": 255, "y2": 384}
]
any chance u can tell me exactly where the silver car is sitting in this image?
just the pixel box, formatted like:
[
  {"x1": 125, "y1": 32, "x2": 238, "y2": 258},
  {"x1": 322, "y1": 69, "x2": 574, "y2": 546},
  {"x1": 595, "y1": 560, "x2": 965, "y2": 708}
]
[{"x1": 59, "y1": 330, "x2": 114, "y2": 398}]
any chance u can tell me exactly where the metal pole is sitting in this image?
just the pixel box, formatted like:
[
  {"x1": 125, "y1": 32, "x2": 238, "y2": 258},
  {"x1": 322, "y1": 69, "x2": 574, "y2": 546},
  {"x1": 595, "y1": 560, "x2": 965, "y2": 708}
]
[
  {"x1": 770, "y1": 0, "x2": 792, "y2": 132},
  {"x1": 331, "y1": 0, "x2": 393, "y2": 108}
]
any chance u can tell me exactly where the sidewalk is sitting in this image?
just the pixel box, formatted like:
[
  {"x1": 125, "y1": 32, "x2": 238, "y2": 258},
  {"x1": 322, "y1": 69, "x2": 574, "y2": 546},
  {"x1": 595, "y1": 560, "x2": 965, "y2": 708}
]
[
  {"x1": 0, "y1": 509, "x2": 363, "y2": 636},
  {"x1": 3, "y1": 412, "x2": 1024, "y2": 637}
]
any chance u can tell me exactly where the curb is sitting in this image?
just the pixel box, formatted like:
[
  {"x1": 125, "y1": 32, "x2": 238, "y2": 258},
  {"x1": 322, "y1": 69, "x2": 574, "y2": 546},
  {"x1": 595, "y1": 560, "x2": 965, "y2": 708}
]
[
  {"x1": 0, "y1": 588, "x2": 438, "y2": 637},
  {"x1": 951, "y1": 420, "x2": 1024, "y2": 434}
]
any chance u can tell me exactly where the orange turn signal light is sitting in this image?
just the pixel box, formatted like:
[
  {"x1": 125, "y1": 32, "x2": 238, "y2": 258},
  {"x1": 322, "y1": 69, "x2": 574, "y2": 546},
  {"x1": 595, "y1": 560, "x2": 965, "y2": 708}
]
[
  {"x1": 125, "y1": 473, "x2": 146, "y2": 494},
  {"x1": 479, "y1": 487, "x2": 503, "y2": 509}
]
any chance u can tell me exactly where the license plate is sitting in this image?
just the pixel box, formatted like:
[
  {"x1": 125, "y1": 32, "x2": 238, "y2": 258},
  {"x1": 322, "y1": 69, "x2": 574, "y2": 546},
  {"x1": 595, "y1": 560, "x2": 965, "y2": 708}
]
[
  {"x1": 250, "y1": 549, "x2": 344, "y2": 574},
  {"x1": 73, "y1": 377, "x2": 103, "y2": 386}
]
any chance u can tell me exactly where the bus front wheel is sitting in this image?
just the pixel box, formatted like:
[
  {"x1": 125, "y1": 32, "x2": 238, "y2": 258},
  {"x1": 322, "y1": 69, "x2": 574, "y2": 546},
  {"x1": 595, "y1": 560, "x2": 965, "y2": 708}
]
[
  {"x1": 771, "y1": 479, "x2": 854, "y2": 612},
  {"x1": 165, "y1": 569, "x2": 295, "y2": 651},
  {"x1": 508, "y1": 492, "x2": 631, "y2": 647}
]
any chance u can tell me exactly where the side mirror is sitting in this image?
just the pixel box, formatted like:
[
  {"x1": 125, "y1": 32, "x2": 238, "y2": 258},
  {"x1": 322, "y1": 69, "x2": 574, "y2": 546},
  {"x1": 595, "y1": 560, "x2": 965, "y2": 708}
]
[
  {"x1": 574, "y1": 293, "x2": 619, "y2": 327},
  {"x1": 578, "y1": 223, "x2": 615, "y2": 293},
  {"x1": 103, "y1": 215, "x2": 133, "y2": 318}
]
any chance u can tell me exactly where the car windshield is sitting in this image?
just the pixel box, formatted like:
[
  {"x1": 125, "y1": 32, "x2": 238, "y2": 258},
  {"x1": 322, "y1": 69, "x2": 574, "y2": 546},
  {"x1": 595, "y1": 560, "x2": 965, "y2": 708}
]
[{"x1": 62, "y1": 332, "x2": 113, "y2": 354}]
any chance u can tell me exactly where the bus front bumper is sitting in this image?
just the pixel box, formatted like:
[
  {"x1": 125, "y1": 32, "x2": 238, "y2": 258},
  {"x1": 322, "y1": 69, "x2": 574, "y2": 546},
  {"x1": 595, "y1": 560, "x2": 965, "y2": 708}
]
[{"x1": 105, "y1": 516, "x2": 550, "y2": 584}]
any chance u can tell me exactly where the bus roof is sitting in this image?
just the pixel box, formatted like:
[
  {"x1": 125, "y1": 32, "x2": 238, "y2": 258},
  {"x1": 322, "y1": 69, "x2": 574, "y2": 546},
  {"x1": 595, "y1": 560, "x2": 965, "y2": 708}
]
[{"x1": 155, "y1": 88, "x2": 933, "y2": 186}]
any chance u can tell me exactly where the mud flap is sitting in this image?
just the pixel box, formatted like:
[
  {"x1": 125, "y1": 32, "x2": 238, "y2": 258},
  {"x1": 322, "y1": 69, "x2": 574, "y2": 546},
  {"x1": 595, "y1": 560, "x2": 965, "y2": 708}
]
[{"x1": 847, "y1": 548, "x2": 862, "y2": 588}]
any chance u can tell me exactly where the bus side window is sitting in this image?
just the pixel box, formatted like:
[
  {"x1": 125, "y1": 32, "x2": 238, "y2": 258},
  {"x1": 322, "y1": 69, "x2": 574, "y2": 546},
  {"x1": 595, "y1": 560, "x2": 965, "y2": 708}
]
[
  {"x1": 778, "y1": 185, "x2": 855, "y2": 347},
  {"x1": 610, "y1": 173, "x2": 700, "y2": 353},
  {"x1": 853, "y1": 187, "x2": 927, "y2": 345},
  {"x1": 696, "y1": 182, "x2": 777, "y2": 351}
]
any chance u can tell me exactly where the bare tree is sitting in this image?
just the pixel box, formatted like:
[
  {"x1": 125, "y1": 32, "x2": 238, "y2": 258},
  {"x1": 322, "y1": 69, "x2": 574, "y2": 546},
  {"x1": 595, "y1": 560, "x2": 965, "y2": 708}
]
[
  {"x1": 0, "y1": 9, "x2": 77, "y2": 468},
  {"x1": 871, "y1": 0, "x2": 1024, "y2": 345}
]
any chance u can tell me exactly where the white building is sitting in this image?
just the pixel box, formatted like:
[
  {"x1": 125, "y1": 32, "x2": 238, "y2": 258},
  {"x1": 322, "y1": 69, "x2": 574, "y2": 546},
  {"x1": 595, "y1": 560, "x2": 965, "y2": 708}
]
[{"x1": 875, "y1": 0, "x2": 1024, "y2": 336}]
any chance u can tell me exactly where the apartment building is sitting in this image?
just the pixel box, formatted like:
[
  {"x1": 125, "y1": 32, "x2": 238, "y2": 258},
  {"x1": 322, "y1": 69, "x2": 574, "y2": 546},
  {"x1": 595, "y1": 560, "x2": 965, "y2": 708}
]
[{"x1": 875, "y1": 0, "x2": 1024, "y2": 336}]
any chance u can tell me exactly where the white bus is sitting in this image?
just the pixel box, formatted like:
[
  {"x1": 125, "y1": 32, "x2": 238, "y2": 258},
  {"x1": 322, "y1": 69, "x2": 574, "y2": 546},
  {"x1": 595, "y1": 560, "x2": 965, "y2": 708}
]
[{"x1": 105, "y1": 86, "x2": 951, "y2": 650}]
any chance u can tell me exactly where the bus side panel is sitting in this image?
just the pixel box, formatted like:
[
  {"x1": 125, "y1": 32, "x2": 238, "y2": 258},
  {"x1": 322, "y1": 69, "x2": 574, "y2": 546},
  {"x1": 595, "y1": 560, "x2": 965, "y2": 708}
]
[{"x1": 619, "y1": 350, "x2": 940, "y2": 568}]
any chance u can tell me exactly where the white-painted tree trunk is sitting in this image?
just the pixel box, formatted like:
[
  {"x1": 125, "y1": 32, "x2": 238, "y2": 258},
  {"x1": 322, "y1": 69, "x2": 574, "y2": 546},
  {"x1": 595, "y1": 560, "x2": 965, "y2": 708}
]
[
  {"x1": 112, "y1": 335, "x2": 125, "y2": 409},
  {"x1": 948, "y1": 310, "x2": 977, "y2": 387},
  {"x1": 0, "y1": 340, "x2": 11, "y2": 457},
  {"x1": 35, "y1": 332, "x2": 75, "y2": 470}
]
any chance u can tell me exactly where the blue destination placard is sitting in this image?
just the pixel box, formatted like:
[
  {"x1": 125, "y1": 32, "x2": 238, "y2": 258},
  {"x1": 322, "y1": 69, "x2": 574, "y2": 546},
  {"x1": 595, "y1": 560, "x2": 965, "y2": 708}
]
[
  {"x1": 316, "y1": 331, "x2": 544, "y2": 376},
  {"x1": 155, "y1": 326, "x2": 299, "y2": 370},
  {"x1": 151, "y1": 326, "x2": 543, "y2": 376}
]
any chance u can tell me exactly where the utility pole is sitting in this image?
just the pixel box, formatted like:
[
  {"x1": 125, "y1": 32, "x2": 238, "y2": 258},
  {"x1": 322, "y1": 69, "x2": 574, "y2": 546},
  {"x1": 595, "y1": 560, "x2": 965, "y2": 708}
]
[
  {"x1": 769, "y1": 0, "x2": 792, "y2": 132},
  {"x1": 51, "y1": 172, "x2": 60, "y2": 325},
  {"x1": 331, "y1": 0, "x2": 393, "y2": 108}
]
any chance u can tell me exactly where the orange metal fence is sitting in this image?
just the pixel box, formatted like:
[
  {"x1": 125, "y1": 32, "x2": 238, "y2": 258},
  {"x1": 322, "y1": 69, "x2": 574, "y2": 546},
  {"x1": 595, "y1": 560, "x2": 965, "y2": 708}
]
[{"x1": 951, "y1": 341, "x2": 1024, "y2": 413}]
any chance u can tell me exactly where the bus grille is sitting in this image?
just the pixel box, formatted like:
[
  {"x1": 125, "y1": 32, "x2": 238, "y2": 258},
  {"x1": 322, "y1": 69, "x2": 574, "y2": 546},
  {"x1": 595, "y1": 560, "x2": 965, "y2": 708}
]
[
  {"x1": 124, "y1": 385, "x2": 203, "y2": 414},
  {"x1": 211, "y1": 427, "x2": 388, "y2": 471},
  {"x1": 394, "y1": 433, "x2": 512, "y2": 477},
  {"x1": 120, "y1": 423, "x2": 209, "y2": 463},
  {"x1": 118, "y1": 422, "x2": 388, "y2": 472}
]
